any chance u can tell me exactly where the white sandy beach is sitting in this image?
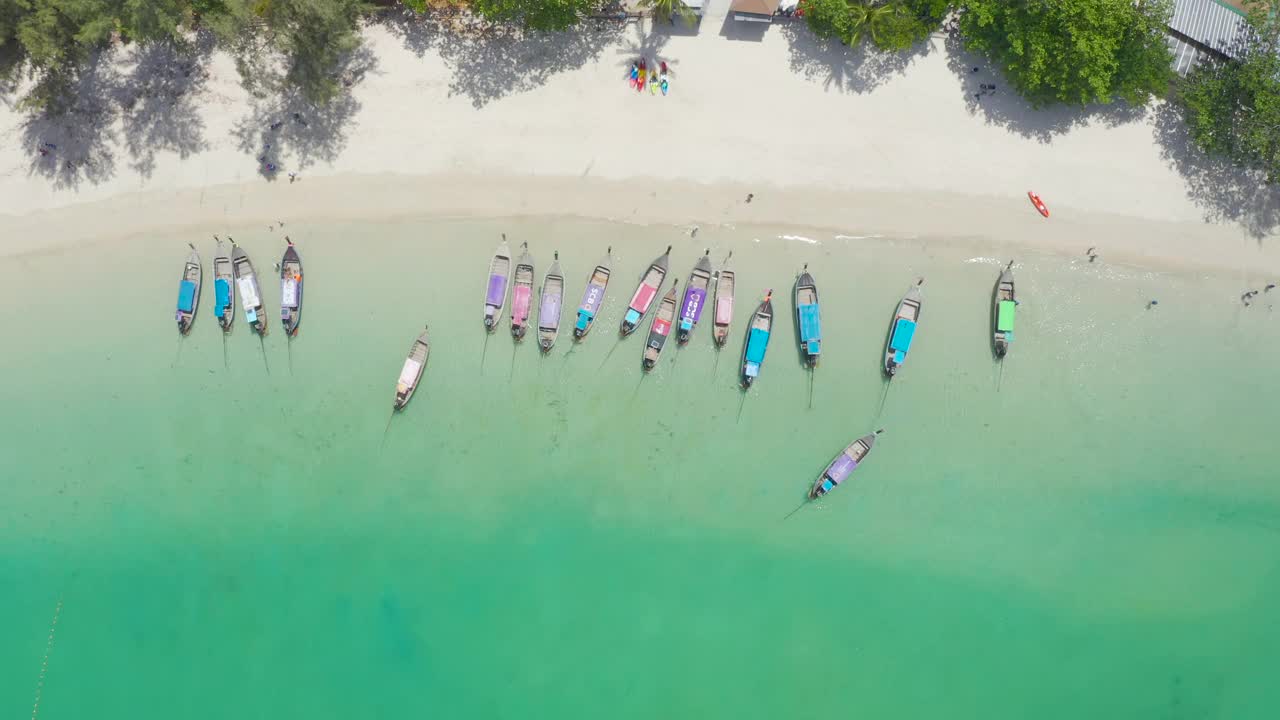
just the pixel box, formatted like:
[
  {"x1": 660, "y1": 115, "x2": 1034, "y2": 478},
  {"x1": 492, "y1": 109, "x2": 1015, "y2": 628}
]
[{"x1": 1, "y1": 9, "x2": 1278, "y2": 275}]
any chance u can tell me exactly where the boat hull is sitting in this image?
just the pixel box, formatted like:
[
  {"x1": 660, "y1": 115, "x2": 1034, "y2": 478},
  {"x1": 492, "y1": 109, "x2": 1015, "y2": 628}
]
[
  {"x1": 177, "y1": 252, "x2": 201, "y2": 336},
  {"x1": 280, "y1": 244, "x2": 303, "y2": 337},
  {"x1": 883, "y1": 285, "x2": 922, "y2": 377},
  {"x1": 232, "y1": 247, "x2": 268, "y2": 337},
  {"x1": 808, "y1": 433, "x2": 879, "y2": 499}
]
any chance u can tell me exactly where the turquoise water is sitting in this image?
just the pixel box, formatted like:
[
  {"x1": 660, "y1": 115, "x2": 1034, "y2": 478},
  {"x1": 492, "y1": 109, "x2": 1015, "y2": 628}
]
[{"x1": 2, "y1": 218, "x2": 1279, "y2": 718}]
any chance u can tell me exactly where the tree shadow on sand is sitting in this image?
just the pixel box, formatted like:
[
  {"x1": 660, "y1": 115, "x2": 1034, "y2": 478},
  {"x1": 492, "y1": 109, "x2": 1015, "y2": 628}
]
[
  {"x1": 779, "y1": 20, "x2": 932, "y2": 94},
  {"x1": 117, "y1": 36, "x2": 216, "y2": 177},
  {"x1": 1150, "y1": 100, "x2": 1280, "y2": 242},
  {"x1": 18, "y1": 56, "x2": 121, "y2": 190},
  {"x1": 380, "y1": 10, "x2": 627, "y2": 109},
  {"x1": 615, "y1": 21, "x2": 680, "y2": 80},
  {"x1": 229, "y1": 43, "x2": 377, "y2": 180},
  {"x1": 942, "y1": 32, "x2": 1149, "y2": 143},
  {"x1": 18, "y1": 37, "x2": 215, "y2": 188}
]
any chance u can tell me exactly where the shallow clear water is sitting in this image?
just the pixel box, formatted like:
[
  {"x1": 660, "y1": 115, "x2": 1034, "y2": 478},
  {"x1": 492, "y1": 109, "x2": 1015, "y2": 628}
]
[{"x1": 2, "y1": 218, "x2": 1279, "y2": 718}]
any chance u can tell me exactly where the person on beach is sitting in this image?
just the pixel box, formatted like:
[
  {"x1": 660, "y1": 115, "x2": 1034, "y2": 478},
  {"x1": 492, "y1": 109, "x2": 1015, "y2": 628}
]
[
  {"x1": 1242, "y1": 290, "x2": 1259, "y2": 306},
  {"x1": 1147, "y1": 300, "x2": 1158, "y2": 309},
  {"x1": 746, "y1": 193, "x2": 754, "y2": 203},
  {"x1": 1266, "y1": 283, "x2": 1276, "y2": 292}
]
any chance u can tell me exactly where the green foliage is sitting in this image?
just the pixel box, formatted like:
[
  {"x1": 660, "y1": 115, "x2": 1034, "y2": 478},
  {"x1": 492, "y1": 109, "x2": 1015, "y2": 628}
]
[
  {"x1": 211, "y1": 0, "x2": 371, "y2": 103},
  {"x1": 117, "y1": 0, "x2": 190, "y2": 43},
  {"x1": 471, "y1": 0, "x2": 599, "y2": 31},
  {"x1": 639, "y1": 0, "x2": 697, "y2": 28},
  {"x1": 958, "y1": 0, "x2": 1174, "y2": 107},
  {"x1": 802, "y1": 0, "x2": 853, "y2": 42},
  {"x1": 1177, "y1": 4, "x2": 1280, "y2": 183},
  {"x1": 802, "y1": 0, "x2": 942, "y2": 51}
]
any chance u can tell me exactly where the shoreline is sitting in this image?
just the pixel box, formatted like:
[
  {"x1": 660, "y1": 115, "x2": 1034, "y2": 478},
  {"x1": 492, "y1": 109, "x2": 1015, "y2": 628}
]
[{"x1": 2, "y1": 172, "x2": 1277, "y2": 277}]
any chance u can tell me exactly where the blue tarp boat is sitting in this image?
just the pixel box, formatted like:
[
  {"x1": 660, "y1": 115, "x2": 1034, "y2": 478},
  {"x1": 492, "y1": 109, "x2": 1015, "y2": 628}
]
[
  {"x1": 794, "y1": 266, "x2": 820, "y2": 367},
  {"x1": 175, "y1": 245, "x2": 201, "y2": 336},
  {"x1": 212, "y1": 237, "x2": 235, "y2": 331},
  {"x1": 740, "y1": 290, "x2": 774, "y2": 388},
  {"x1": 884, "y1": 279, "x2": 923, "y2": 377}
]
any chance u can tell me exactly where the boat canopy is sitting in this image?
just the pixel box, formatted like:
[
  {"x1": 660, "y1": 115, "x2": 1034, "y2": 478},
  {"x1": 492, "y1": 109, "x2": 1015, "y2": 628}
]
[
  {"x1": 399, "y1": 358, "x2": 422, "y2": 386},
  {"x1": 826, "y1": 454, "x2": 857, "y2": 483},
  {"x1": 997, "y1": 300, "x2": 1016, "y2": 332},
  {"x1": 745, "y1": 327, "x2": 769, "y2": 363},
  {"x1": 715, "y1": 297, "x2": 733, "y2": 324},
  {"x1": 890, "y1": 318, "x2": 916, "y2": 353},
  {"x1": 281, "y1": 277, "x2": 299, "y2": 307},
  {"x1": 624, "y1": 308, "x2": 642, "y2": 327},
  {"x1": 237, "y1": 277, "x2": 261, "y2": 308},
  {"x1": 680, "y1": 287, "x2": 707, "y2": 329},
  {"x1": 486, "y1": 275, "x2": 507, "y2": 305},
  {"x1": 799, "y1": 304, "x2": 821, "y2": 355},
  {"x1": 177, "y1": 280, "x2": 197, "y2": 313},
  {"x1": 631, "y1": 284, "x2": 657, "y2": 313},
  {"x1": 214, "y1": 278, "x2": 231, "y2": 314},
  {"x1": 512, "y1": 285, "x2": 532, "y2": 320},
  {"x1": 539, "y1": 294, "x2": 561, "y2": 326},
  {"x1": 575, "y1": 310, "x2": 593, "y2": 330}
]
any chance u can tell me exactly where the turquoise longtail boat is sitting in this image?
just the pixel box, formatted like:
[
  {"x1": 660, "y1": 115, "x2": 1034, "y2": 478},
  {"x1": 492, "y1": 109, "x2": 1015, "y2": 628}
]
[
  {"x1": 794, "y1": 264, "x2": 820, "y2": 368},
  {"x1": 884, "y1": 279, "x2": 923, "y2": 377},
  {"x1": 741, "y1": 289, "x2": 774, "y2": 388}
]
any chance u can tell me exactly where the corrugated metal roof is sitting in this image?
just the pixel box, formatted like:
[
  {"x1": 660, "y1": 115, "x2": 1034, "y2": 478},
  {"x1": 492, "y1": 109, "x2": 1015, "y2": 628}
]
[
  {"x1": 1167, "y1": 34, "x2": 1210, "y2": 75},
  {"x1": 1168, "y1": 0, "x2": 1248, "y2": 58}
]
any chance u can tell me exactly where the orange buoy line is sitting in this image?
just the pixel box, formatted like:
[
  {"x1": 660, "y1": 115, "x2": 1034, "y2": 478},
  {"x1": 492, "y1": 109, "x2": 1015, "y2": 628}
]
[{"x1": 31, "y1": 599, "x2": 62, "y2": 720}]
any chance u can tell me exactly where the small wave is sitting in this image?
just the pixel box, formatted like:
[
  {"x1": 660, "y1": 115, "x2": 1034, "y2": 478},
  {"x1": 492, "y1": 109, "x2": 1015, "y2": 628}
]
[
  {"x1": 835, "y1": 234, "x2": 883, "y2": 241},
  {"x1": 779, "y1": 234, "x2": 820, "y2": 245},
  {"x1": 965, "y1": 257, "x2": 1004, "y2": 265}
]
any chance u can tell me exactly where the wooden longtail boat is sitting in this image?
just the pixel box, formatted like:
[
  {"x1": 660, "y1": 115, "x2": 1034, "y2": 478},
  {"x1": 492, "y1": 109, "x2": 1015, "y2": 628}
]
[
  {"x1": 212, "y1": 238, "x2": 235, "y2": 332},
  {"x1": 677, "y1": 249, "x2": 712, "y2": 346},
  {"x1": 809, "y1": 430, "x2": 883, "y2": 499},
  {"x1": 176, "y1": 244, "x2": 201, "y2": 335},
  {"x1": 620, "y1": 245, "x2": 672, "y2": 336},
  {"x1": 712, "y1": 252, "x2": 735, "y2": 348},
  {"x1": 740, "y1": 289, "x2": 774, "y2": 388},
  {"x1": 232, "y1": 243, "x2": 268, "y2": 336},
  {"x1": 884, "y1": 278, "x2": 924, "y2": 377},
  {"x1": 510, "y1": 242, "x2": 535, "y2": 341},
  {"x1": 794, "y1": 264, "x2": 820, "y2": 368},
  {"x1": 483, "y1": 237, "x2": 512, "y2": 333},
  {"x1": 993, "y1": 261, "x2": 1015, "y2": 358},
  {"x1": 573, "y1": 246, "x2": 613, "y2": 341},
  {"x1": 394, "y1": 326, "x2": 430, "y2": 411},
  {"x1": 643, "y1": 280, "x2": 679, "y2": 371},
  {"x1": 279, "y1": 240, "x2": 303, "y2": 337},
  {"x1": 538, "y1": 251, "x2": 564, "y2": 353}
]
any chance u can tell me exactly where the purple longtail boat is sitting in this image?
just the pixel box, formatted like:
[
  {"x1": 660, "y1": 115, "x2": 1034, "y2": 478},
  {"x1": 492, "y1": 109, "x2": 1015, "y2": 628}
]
[
  {"x1": 677, "y1": 249, "x2": 712, "y2": 346},
  {"x1": 809, "y1": 430, "x2": 882, "y2": 500},
  {"x1": 574, "y1": 247, "x2": 613, "y2": 341},
  {"x1": 483, "y1": 236, "x2": 512, "y2": 333},
  {"x1": 538, "y1": 251, "x2": 564, "y2": 352}
]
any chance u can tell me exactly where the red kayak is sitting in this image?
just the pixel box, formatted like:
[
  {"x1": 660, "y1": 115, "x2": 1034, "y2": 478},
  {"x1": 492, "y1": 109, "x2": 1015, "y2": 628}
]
[{"x1": 1028, "y1": 191, "x2": 1050, "y2": 218}]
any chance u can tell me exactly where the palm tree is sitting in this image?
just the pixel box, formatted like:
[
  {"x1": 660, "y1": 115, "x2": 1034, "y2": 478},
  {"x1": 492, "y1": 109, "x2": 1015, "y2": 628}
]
[
  {"x1": 843, "y1": 1, "x2": 901, "y2": 48},
  {"x1": 640, "y1": 0, "x2": 698, "y2": 28}
]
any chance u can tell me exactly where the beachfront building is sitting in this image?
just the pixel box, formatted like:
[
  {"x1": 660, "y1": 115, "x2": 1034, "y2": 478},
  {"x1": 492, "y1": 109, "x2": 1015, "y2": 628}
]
[
  {"x1": 729, "y1": 0, "x2": 781, "y2": 23},
  {"x1": 1165, "y1": 0, "x2": 1249, "y2": 75}
]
